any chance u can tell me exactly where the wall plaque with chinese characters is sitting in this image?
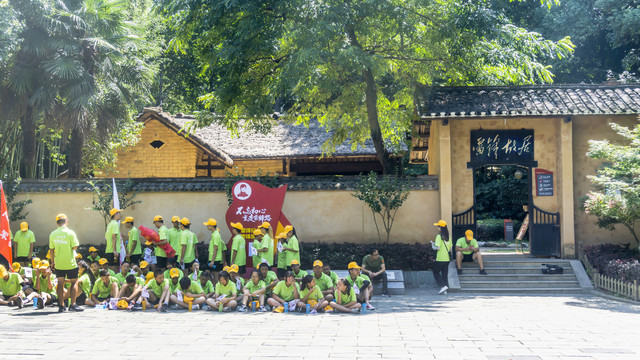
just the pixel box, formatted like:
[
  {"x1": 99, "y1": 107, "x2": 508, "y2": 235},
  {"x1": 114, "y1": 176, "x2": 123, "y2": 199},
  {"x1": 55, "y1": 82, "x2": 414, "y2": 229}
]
[
  {"x1": 535, "y1": 169, "x2": 554, "y2": 196},
  {"x1": 469, "y1": 130, "x2": 534, "y2": 166}
]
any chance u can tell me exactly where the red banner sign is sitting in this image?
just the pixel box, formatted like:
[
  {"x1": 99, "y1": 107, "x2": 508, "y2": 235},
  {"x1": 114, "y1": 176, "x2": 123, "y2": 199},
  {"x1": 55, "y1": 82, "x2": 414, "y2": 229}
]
[
  {"x1": 0, "y1": 181, "x2": 12, "y2": 266},
  {"x1": 225, "y1": 181, "x2": 290, "y2": 267}
]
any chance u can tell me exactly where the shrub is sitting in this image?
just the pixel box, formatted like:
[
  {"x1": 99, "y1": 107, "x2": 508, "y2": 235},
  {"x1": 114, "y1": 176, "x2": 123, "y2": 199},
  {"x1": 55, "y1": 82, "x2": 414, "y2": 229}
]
[
  {"x1": 584, "y1": 243, "x2": 640, "y2": 282},
  {"x1": 476, "y1": 219, "x2": 527, "y2": 242}
]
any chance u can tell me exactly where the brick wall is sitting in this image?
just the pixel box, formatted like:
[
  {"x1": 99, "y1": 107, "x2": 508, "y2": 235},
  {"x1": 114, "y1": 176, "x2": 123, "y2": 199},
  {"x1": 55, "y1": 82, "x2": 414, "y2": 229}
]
[{"x1": 100, "y1": 119, "x2": 198, "y2": 178}]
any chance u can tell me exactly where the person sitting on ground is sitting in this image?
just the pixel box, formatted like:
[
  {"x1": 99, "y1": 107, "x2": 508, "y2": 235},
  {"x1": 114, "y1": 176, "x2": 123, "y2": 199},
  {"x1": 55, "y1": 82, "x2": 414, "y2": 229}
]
[
  {"x1": 290, "y1": 259, "x2": 307, "y2": 282},
  {"x1": 322, "y1": 262, "x2": 339, "y2": 288},
  {"x1": 258, "y1": 262, "x2": 279, "y2": 297},
  {"x1": 164, "y1": 262, "x2": 183, "y2": 282},
  {"x1": 205, "y1": 270, "x2": 237, "y2": 312},
  {"x1": 239, "y1": 269, "x2": 267, "y2": 312},
  {"x1": 12, "y1": 221, "x2": 35, "y2": 267},
  {"x1": 34, "y1": 260, "x2": 57, "y2": 309},
  {"x1": 87, "y1": 247, "x2": 101, "y2": 263},
  {"x1": 0, "y1": 264, "x2": 28, "y2": 308},
  {"x1": 297, "y1": 274, "x2": 329, "y2": 314},
  {"x1": 199, "y1": 270, "x2": 215, "y2": 298},
  {"x1": 267, "y1": 271, "x2": 300, "y2": 312},
  {"x1": 332, "y1": 279, "x2": 361, "y2": 314},
  {"x1": 229, "y1": 222, "x2": 247, "y2": 275},
  {"x1": 188, "y1": 262, "x2": 202, "y2": 283},
  {"x1": 344, "y1": 262, "x2": 375, "y2": 311},
  {"x1": 168, "y1": 268, "x2": 182, "y2": 295},
  {"x1": 170, "y1": 276, "x2": 206, "y2": 310},
  {"x1": 74, "y1": 260, "x2": 91, "y2": 306},
  {"x1": 98, "y1": 258, "x2": 116, "y2": 277},
  {"x1": 361, "y1": 248, "x2": 390, "y2": 297},
  {"x1": 455, "y1": 230, "x2": 487, "y2": 275},
  {"x1": 118, "y1": 274, "x2": 144, "y2": 305},
  {"x1": 115, "y1": 261, "x2": 132, "y2": 286},
  {"x1": 136, "y1": 261, "x2": 153, "y2": 282},
  {"x1": 143, "y1": 270, "x2": 171, "y2": 312},
  {"x1": 87, "y1": 269, "x2": 119, "y2": 306},
  {"x1": 228, "y1": 264, "x2": 245, "y2": 303},
  {"x1": 311, "y1": 260, "x2": 335, "y2": 301}
]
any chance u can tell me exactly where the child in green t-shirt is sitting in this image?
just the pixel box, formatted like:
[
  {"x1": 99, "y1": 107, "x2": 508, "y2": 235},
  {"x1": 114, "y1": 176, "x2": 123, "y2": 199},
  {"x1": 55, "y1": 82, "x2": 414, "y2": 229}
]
[
  {"x1": 169, "y1": 277, "x2": 206, "y2": 310},
  {"x1": 205, "y1": 271, "x2": 237, "y2": 311},
  {"x1": 258, "y1": 262, "x2": 279, "y2": 296},
  {"x1": 199, "y1": 271, "x2": 215, "y2": 298},
  {"x1": 296, "y1": 275, "x2": 329, "y2": 314},
  {"x1": 332, "y1": 279, "x2": 361, "y2": 314},
  {"x1": 118, "y1": 274, "x2": 144, "y2": 306},
  {"x1": 239, "y1": 270, "x2": 267, "y2": 312},
  {"x1": 267, "y1": 271, "x2": 300, "y2": 312}
]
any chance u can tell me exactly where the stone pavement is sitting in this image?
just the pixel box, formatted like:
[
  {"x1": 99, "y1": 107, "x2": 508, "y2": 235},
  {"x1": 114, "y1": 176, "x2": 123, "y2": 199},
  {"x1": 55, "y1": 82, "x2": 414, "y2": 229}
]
[{"x1": 1, "y1": 289, "x2": 639, "y2": 360}]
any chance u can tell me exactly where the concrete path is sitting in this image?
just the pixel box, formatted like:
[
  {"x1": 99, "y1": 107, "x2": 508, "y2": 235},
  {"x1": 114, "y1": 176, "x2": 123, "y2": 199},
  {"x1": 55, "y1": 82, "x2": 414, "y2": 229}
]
[{"x1": 0, "y1": 289, "x2": 639, "y2": 359}]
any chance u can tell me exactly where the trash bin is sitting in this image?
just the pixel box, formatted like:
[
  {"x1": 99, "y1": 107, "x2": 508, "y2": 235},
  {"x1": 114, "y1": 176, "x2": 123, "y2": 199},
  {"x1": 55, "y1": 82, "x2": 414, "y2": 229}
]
[{"x1": 504, "y1": 219, "x2": 514, "y2": 242}]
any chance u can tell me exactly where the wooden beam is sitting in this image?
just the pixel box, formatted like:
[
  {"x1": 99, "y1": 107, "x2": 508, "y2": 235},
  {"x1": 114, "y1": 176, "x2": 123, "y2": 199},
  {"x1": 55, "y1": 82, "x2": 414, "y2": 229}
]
[{"x1": 290, "y1": 160, "x2": 383, "y2": 174}]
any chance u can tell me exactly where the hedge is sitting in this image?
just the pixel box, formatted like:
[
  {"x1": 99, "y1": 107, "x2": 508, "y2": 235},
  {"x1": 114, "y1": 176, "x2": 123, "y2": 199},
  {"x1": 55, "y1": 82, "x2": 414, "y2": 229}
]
[
  {"x1": 477, "y1": 219, "x2": 528, "y2": 242},
  {"x1": 584, "y1": 243, "x2": 640, "y2": 282},
  {"x1": 32, "y1": 242, "x2": 437, "y2": 271}
]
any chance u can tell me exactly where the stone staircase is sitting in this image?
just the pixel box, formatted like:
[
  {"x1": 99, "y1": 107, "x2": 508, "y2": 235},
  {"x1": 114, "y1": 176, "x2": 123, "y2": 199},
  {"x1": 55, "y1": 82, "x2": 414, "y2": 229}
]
[{"x1": 450, "y1": 254, "x2": 594, "y2": 293}]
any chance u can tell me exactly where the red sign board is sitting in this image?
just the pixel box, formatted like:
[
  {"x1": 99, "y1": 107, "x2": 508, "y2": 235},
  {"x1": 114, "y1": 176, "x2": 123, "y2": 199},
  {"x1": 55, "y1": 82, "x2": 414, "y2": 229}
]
[{"x1": 225, "y1": 181, "x2": 290, "y2": 267}]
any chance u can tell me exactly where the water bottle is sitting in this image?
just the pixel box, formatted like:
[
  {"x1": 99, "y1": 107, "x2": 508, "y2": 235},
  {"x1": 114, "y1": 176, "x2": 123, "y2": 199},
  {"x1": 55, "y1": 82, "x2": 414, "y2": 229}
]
[
  {"x1": 251, "y1": 301, "x2": 257, "y2": 312},
  {"x1": 187, "y1": 302, "x2": 193, "y2": 312},
  {"x1": 142, "y1": 300, "x2": 146, "y2": 311},
  {"x1": 305, "y1": 304, "x2": 310, "y2": 314},
  {"x1": 218, "y1": 302, "x2": 223, "y2": 312},
  {"x1": 361, "y1": 304, "x2": 366, "y2": 314},
  {"x1": 33, "y1": 298, "x2": 38, "y2": 309},
  {"x1": 283, "y1": 302, "x2": 288, "y2": 313}
]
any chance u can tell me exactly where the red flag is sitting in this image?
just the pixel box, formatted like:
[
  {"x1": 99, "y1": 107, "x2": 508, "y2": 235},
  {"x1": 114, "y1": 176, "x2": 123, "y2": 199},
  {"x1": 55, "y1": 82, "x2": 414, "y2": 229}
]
[{"x1": 0, "y1": 181, "x2": 12, "y2": 265}]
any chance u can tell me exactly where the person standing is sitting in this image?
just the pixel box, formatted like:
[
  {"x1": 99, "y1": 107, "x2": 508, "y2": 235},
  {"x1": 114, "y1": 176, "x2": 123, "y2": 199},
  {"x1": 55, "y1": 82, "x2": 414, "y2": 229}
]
[
  {"x1": 282, "y1": 225, "x2": 300, "y2": 271},
  {"x1": 104, "y1": 208, "x2": 121, "y2": 271},
  {"x1": 256, "y1": 222, "x2": 274, "y2": 267},
  {"x1": 167, "y1": 216, "x2": 181, "y2": 266},
  {"x1": 153, "y1": 216, "x2": 169, "y2": 270},
  {"x1": 124, "y1": 217, "x2": 142, "y2": 264},
  {"x1": 49, "y1": 214, "x2": 83, "y2": 312},
  {"x1": 178, "y1": 218, "x2": 197, "y2": 273},
  {"x1": 432, "y1": 220, "x2": 452, "y2": 295},
  {"x1": 361, "y1": 248, "x2": 390, "y2": 297},
  {"x1": 230, "y1": 222, "x2": 246, "y2": 275},
  {"x1": 205, "y1": 219, "x2": 226, "y2": 274},
  {"x1": 12, "y1": 222, "x2": 36, "y2": 267}
]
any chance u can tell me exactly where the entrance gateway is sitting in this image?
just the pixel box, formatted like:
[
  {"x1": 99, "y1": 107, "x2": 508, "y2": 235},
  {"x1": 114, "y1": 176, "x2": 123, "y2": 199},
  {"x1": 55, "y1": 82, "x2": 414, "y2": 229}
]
[{"x1": 451, "y1": 129, "x2": 560, "y2": 257}]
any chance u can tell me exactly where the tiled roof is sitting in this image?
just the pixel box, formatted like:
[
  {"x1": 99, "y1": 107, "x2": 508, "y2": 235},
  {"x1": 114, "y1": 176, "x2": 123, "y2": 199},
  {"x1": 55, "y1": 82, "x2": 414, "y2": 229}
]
[
  {"x1": 141, "y1": 108, "x2": 393, "y2": 160},
  {"x1": 17, "y1": 176, "x2": 438, "y2": 193},
  {"x1": 417, "y1": 84, "x2": 640, "y2": 118}
]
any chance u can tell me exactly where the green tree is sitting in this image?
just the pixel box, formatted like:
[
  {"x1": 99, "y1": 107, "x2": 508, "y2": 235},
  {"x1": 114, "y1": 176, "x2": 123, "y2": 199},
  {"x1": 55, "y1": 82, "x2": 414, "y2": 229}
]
[
  {"x1": 475, "y1": 166, "x2": 528, "y2": 220},
  {"x1": 352, "y1": 172, "x2": 410, "y2": 244},
  {"x1": 582, "y1": 122, "x2": 640, "y2": 247},
  {"x1": 88, "y1": 178, "x2": 142, "y2": 228},
  {"x1": 161, "y1": 0, "x2": 573, "y2": 174}
]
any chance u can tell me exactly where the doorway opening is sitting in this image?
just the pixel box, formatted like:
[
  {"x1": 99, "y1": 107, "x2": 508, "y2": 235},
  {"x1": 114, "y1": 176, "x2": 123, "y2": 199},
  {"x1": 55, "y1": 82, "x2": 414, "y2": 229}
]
[{"x1": 473, "y1": 165, "x2": 530, "y2": 252}]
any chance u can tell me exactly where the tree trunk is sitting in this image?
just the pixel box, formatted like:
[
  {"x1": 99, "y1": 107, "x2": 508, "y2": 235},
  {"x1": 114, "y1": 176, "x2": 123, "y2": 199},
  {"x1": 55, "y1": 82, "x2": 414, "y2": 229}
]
[
  {"x1": 346, "y1": 26, "x2": 394, "y2": 174},
  {"x1": 68, "y1": 127, "x2": 84, "y2": 178},
  {"x1": 19, "y1": 106, "x2": 36, "y2": 178}
]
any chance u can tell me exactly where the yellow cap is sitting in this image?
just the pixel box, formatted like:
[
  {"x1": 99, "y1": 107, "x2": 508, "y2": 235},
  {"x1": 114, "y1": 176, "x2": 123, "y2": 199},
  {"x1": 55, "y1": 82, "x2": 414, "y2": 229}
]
[
  {"x1": 465, "y1": 229, "x2": 474, "y2": 240},
  {"x1": 434, "y1": 220, "x2": 447, "y2": 227},
  {"x1": 169, "y1": 268, "x2": 180, "y2": 278},
  {"x1": 253, "y1": 229, "x2": 263, "y2": 236},
  {"x1": 56, "y1": 213, "x2": 67, "y2": 221},
  {"x1": 203, "y1": 218, "x2": 217, "y2": 226},
  {"x1": 46, "y1": 250, "x2": 52, "y2": 259},
  {"x1": 110, "y1": 208, "x2": 121, "y2": 217},
  {"x1": 183, "y1": 296, "x2": 194, "y2": 303},
  {"x1": 139, "y1": 261, "x2": 149, "y2": 269},
  {"x1": 31, "y1": 258, "x2": 41, "y2": 269},
  {"x1": 20, "y1": 222, "x2": 28, "y2": 231},
  {"x1": 117, "y1": 299, "x2": 129, "y2": 310},
  {"x1": 222, "y1": 266, "x2": 231, "y2": 273},
  {"x1": 273, "y1": 306, "x2": 284, "y2": 313},
  {"x1": 98, "y1": 258, "x2": 108, "y2": 265},
  {"x1": 258, "y1": 222, "x2": 270, "y2": 229},
  {"x1": 347, "y1": 262, "x2": 361, "y2": 270},
  {"x1": 313, "y1": 260, "x2": 323, "y2": 267},
  {"x1": 0, "y1": 265, "x2": 7, "y2": 278},
  {"x1": 75, "y1": 253, "x2": 82, "y2": 259},
  {"x1": 89, "y1": 247, "x2": 98, "y2": 252},
  {"x1": 12, "y1": 262, "x2": 21, "y2": 272},
  {"x1": 153, "y1": 215, "x2": 163, "y2": 222},
  {"x1": 284, "y1": 225, "x2": 294, "y2": 233},
  {"x1": 276, "y1": 232, "x2": 286, "y2": 240},
  {"x1": 145, "y1": 239, "x2": 153, "y2": 245},
  {"x1": 180, "y1": 217, "x2": 190, "y2": 226},
  {"x1": 229, "y1": 264, "x2": 239, "y2": 273},
  {"x1": 290, "y1": 259, "x2": 300, "y2": 266},
  {"x1": 124, "y1": 216, "x2": 134, "y2": 223},
  {"x1": 146, "y1": 272, "x2": 155, "y2": 281},
  {"x1": 230, "y1": 222, "x2": 243, "y2": 231},
  {"x1": 39, "y1": 260, "x2": 50, "y2": 270},
  {"x1": 171, "y1": 216, "x2": 181, "y2": 222}
]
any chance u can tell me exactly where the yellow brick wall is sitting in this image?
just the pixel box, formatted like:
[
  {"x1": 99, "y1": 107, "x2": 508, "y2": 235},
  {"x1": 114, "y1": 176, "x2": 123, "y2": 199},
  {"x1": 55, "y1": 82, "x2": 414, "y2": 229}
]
[
  {"x1": 196, "y1": 156, "x2": 284, "y2": 177},
  {"x1": 100, "y1": 119, "x2": 198, "y2": 178}
]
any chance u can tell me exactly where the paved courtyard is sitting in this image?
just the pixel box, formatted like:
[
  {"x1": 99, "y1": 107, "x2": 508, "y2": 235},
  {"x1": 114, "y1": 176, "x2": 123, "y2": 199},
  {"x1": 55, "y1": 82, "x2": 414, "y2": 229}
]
[{"x1": 1, "y1": 289, "x2": 639, "y2": 359}]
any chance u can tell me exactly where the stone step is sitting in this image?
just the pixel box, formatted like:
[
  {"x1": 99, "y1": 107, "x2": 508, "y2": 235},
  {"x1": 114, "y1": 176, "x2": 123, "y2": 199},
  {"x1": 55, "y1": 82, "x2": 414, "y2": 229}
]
[
  {"x1": 459, "y1": 280, "x2": 580, "y2": 288},
  {"x1": 457, "y1": 287, "x2": 586, "y2": 293},
  {"x1": 460, "y1": 267, "x2": 574, "y2": 275},
  {"x1": 372, "y1": 282, "x2": 405, "y2": 295},
  {"x1": 459, "y1": 274, "x2": 577, "y2": 281},
  {"x1": 467, "y1": 260, "x2": 573, "y2": 267}
]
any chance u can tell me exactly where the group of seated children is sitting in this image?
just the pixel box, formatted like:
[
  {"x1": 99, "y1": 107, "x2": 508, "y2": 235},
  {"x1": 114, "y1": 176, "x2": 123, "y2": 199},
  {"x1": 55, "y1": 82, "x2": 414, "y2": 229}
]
[{"x1": 1, "y1": 256, "x2": 377, "y2": 314}]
